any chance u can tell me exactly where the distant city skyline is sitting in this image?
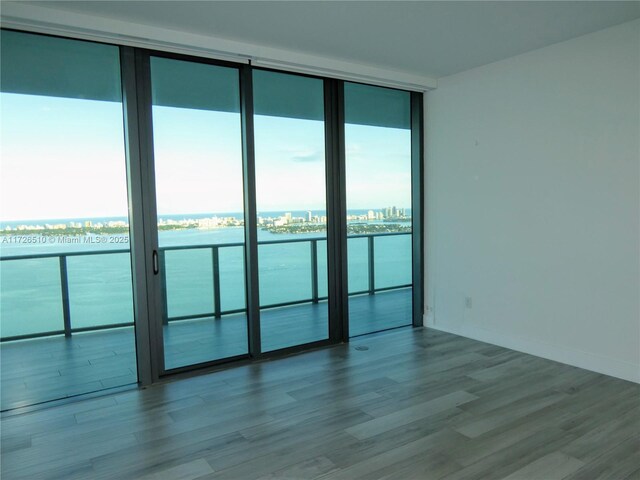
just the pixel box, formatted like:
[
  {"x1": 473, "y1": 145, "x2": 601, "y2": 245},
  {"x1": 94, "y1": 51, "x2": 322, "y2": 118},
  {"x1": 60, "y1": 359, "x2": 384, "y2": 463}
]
[{"x1": 0, "y1": 206, "x2": 411, "y2": 227}]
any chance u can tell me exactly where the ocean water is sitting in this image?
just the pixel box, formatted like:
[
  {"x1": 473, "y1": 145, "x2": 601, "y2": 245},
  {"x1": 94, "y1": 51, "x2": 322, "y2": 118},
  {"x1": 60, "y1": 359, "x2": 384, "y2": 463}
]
[{"x1": 0, "y1": 226, "x2": 411, "y2": 338}]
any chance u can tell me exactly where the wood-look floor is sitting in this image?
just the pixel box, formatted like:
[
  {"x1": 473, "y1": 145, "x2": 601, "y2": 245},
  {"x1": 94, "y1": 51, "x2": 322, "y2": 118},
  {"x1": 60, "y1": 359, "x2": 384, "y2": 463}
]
[{"x1": 1, "y1": 327, "x2": 638, "y2": 480}]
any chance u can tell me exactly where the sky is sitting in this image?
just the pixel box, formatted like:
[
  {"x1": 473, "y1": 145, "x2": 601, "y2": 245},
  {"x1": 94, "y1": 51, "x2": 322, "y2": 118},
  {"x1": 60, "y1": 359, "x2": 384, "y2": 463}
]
[{"x1": 0, "y1": 93, "x2": 411, "y2": 222}]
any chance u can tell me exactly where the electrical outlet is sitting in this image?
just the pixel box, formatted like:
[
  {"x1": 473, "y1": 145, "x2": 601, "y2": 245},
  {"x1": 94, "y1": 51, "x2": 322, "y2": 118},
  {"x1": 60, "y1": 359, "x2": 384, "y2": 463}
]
[{"x1": 465, "y1": 297, "x2": 472, "y2": 309}]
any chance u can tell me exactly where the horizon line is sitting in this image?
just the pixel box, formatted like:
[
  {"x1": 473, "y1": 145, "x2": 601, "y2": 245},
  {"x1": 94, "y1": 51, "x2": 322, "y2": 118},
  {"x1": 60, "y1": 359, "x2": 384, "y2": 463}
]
[{"x1": 1, "y1": 207, "x2": 412, "y2": 224}]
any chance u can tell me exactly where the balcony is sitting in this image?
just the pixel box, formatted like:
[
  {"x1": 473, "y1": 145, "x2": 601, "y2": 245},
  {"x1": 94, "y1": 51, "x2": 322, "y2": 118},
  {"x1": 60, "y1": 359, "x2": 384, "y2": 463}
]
[{"x1": 0, "y1": 233, "x2": 412, "y2": 410}]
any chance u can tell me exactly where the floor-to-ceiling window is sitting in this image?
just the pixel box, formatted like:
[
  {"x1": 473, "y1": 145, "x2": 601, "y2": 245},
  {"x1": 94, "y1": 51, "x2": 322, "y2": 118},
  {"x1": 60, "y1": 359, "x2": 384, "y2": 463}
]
[
  {"x1": 0, "y1": 29, "x2": 423, "y2": 411},
  {"x1": 253, "y1": 70, "x2": 329, "y2": 352},
  {"x1": 0, "y1": 30, "x2": 138, "y2": 410},
  {"x1": 148, "y1": 56, "x2": 248, "y2": 371},
  {"x1": 344, "y1": 83, "x2": 414, "y2": 336}
]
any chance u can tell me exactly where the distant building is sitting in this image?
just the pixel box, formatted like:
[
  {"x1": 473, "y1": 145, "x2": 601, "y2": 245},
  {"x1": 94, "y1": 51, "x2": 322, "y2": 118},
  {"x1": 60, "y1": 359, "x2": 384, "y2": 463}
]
[{"x1": 197, "y1": 217, "x2": 219, "y2": 229}]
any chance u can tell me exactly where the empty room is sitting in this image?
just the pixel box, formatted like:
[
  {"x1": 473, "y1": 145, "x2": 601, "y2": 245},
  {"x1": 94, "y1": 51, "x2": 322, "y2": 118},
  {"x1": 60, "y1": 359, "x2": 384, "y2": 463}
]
[{"x1": 0, "y1": 1, "x2": 638, "y2": 479}]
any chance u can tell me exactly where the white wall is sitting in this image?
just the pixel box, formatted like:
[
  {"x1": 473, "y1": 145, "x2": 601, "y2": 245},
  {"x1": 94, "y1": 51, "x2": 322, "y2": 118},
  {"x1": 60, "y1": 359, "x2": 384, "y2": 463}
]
[{"x1": 425, "y1": 19, "x2": 640, "y2": 383}]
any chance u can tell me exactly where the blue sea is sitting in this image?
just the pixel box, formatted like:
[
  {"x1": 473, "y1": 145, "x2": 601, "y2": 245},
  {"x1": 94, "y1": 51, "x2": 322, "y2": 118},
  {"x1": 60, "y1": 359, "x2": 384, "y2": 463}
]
[{"x1": 0, "y1": 214, "x2": 411, "y2": 338}]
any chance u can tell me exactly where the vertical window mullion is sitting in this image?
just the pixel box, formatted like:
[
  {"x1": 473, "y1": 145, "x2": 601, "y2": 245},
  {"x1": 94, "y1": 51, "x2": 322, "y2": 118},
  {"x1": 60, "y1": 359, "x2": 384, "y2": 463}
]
[
  {"x1": 240, "y1": 65, "x2": 262, "y2": 357},
  {"x1": 120, "y1": 46, "x2": 154, "y2": 385},
  {"x1": 325, "y1": 79, "x2": 349, "y2": 342},
  {"x1": 132, "y1": 48, "x2": 166, "y2": 379},
  {"x1": 410, "y1": 91, "x2": 424, "y2": 328}
]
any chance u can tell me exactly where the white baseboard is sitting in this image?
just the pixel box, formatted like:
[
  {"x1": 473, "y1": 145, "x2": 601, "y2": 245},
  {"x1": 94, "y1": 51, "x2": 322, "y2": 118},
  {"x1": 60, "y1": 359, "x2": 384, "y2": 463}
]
[{"x1": 424, "y1": 319, "x2": 640, "y2": 384}]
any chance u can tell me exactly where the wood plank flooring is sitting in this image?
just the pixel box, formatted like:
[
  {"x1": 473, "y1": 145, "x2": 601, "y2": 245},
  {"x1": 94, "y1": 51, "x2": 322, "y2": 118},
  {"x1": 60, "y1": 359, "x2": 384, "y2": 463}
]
[
  {"x1": 1, "y1": 327, "x2": 638, "y2": 479},
  {"x1": 1, "y1": 289, "x2": 412, "y2": 410}
]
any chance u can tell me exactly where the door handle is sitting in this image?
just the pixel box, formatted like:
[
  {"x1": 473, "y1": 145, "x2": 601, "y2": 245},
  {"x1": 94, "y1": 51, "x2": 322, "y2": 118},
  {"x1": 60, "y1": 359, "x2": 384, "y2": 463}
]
[{"x1": 152, "y1": 250, "x2": 159, "y2": 275}]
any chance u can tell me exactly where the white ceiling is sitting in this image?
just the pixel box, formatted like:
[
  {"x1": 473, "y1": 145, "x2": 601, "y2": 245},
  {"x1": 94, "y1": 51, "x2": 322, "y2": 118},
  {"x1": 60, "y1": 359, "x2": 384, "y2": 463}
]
[{"x1": 11, "y1": 1, "x2": 640, "y2": 78}]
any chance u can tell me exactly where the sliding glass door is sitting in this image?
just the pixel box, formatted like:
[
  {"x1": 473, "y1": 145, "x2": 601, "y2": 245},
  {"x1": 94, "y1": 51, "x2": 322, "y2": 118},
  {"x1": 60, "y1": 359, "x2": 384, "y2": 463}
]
[
  {"x1": 0, "y1": 28, "x2": 423, "y2": 409},
  {"x1": 0, "y1": 30, "x2": 138, "y2": 409},
  {"x1": 344, "y1": 83, "x2": 414, "y2": 336},
  {"x1": 148, "y1": 56, "x2": 248, "y2": 371},
  {"x1": 252, "y1": 70, "x2": 329, "y2": 352}
]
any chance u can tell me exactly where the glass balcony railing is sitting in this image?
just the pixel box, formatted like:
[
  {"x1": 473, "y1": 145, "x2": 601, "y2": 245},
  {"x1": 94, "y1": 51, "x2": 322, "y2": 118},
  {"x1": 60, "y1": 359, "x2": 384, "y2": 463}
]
[{"x1": 0, "y1": 232, "x2": 411, "y2": 341}]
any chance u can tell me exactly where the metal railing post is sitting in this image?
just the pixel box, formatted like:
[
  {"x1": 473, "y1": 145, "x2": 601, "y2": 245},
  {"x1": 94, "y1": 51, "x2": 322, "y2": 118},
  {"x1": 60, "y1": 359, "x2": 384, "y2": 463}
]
[
  {"x1": 212, "y1": 246, "x2": 221, "y2": 318},
  {"x1": 310, "y1": 240, "x2": 319, "y2": 303},
  {"x1": 368, "y1": 235, "x2": 375, "y2": 295},
  {"x1": 59, "y1": 256, "x2": 72, "y2": 337}
]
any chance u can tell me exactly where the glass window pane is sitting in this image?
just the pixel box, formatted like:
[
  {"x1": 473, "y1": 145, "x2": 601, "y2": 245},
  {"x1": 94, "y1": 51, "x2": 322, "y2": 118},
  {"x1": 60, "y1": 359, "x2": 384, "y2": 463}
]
[
  {"x1": 164, "y1": 249, "x2": 213, "y2": 319},
  {"x1": 0, "y1": 258, "x2": 62, "y2": 337},
  {"x1": 259, "y1": 242, "x2": 313, "y2": 306},
  {"x1": 347, "y1": 237, "x2": 369, "y2": 293},
  {"x1": 344, "y1": 83, "x2": 410, "y2": 129},
  {"x1": 253, "y1": 70, "x2": 329, "y2": 352},
  {"x1": 1, "y1": 29, "x2": 122, "y2": 102},
  {"x1": 150, "y1": 57, "x2": 247, "y2": 370},
  {"x1": 317, "y1": 240, "x2": 328, "y2": 299},
  {"x1": 0, "y1": 31, "x2": 137, "y2": 410},
  {"x1": 344, "y1": 82, "x2": 413, "y2": 337},
  {"x1": 218, "y1": 245, "x2": 246, "y2": 312},
  {"x1": 374, "y1": 235, "x2": 412, "y2": 289},
  {"x1": 67, "y1": 253, "x2": 134, "y2": 329}
]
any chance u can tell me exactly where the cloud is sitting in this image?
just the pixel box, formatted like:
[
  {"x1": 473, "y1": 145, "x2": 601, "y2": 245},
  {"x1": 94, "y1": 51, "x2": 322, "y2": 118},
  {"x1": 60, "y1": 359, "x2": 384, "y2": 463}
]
[{"x1": 291, "y1": 150, "x2": 323, "y2": 163}]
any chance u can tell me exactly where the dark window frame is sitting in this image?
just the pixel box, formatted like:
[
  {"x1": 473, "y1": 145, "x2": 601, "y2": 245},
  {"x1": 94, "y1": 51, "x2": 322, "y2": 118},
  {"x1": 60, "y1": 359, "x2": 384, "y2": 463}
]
[{"x1": 0, "y1": 27, "x2": 424, "y2": 392}]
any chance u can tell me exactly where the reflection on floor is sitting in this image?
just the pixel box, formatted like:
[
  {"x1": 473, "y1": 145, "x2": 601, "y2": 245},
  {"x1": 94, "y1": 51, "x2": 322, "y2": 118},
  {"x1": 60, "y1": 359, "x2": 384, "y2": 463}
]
[
  {"x1": 1, "y1": 288, "x2": 412, "y2": 410},
  {"x1": 0, "y1": 327, "x2": 138, "y2": 412},
  {"x1": 349, "y1": 288, "x2": 413, "y2": 337}
]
